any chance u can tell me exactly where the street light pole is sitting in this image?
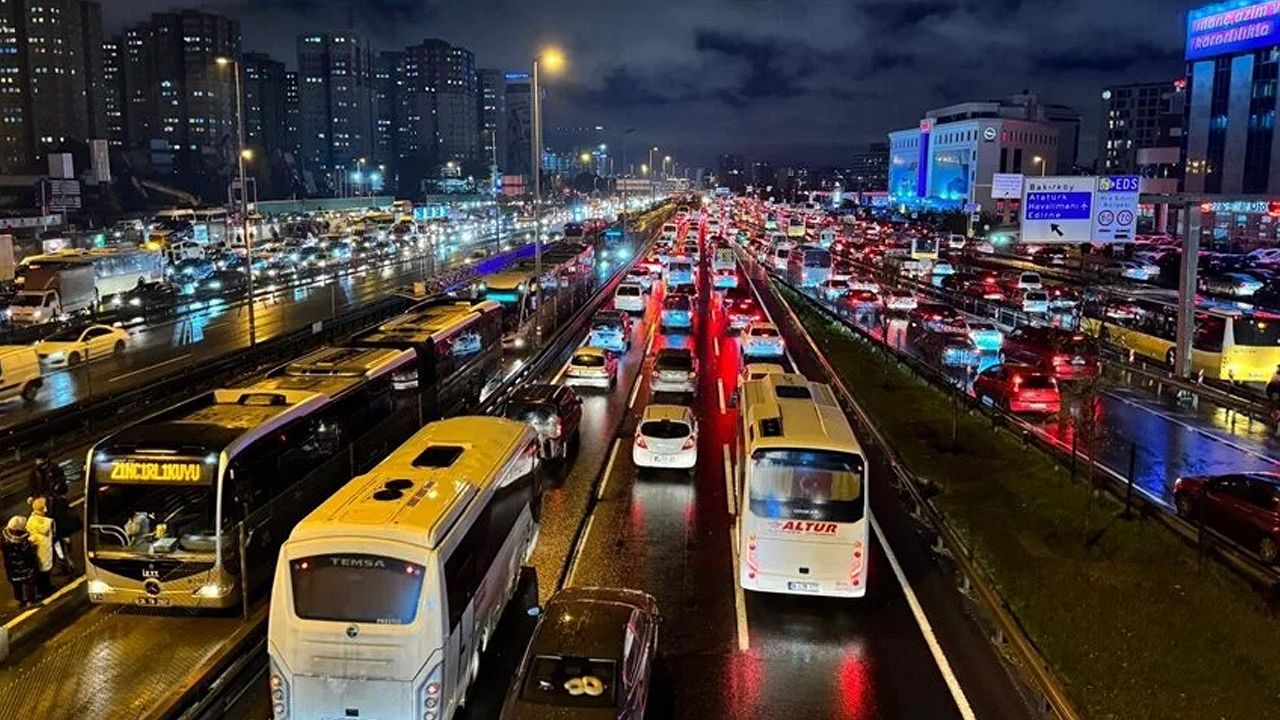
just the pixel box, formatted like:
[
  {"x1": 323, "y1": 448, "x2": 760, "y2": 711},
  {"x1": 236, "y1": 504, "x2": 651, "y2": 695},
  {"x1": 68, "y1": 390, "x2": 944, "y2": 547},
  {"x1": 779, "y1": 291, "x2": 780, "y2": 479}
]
[
  {"x1": 219, "y1": 56, "x2": 256, "y2": 347},
  {"x1": 531, "y1": 55, "x2": 543, "y2": 342}
]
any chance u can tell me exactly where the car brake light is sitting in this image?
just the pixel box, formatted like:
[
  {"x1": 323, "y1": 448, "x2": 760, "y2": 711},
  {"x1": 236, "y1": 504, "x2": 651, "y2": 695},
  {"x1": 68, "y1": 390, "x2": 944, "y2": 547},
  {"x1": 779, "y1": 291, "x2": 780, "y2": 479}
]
[
  {"x1": 682, "y1": 436, "x2": 696, "y2": 449},
  {"x1": 636, "y1": 435, "x2": 648, "y2": 448},
  {"x1": 1052, "y1": 354, "x2": 1068, "y2": 365}
]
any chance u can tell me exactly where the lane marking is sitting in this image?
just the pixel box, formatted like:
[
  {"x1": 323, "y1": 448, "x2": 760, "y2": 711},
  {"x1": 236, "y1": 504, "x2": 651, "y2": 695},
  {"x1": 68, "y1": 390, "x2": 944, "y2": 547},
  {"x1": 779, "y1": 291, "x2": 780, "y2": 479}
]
[
  {"x1": 627, "y1": 358, "x2": 646, "y2": 409},
  {"x1": 108, "y1": 353, "x2": 192, "y2": 383},
  {"x1": 596, "y1": 439, "x2": 623, "y2": 501},
  {"x1": 1104, "y1": 389, "x2": 1280, "y2": 466},
  {"x1": 723, "y1": 443, "x2": 735, "y2": 516},
  {"x1": 714, "y1": 336, "x2": 720, "y2": 356},
  {"x1": 871, "y1": 513, "x2": 977, "y2": 720},
  {"x1": 566, "y1": 511, "x2": 598, "y2": 587},
  {"x1": 729, "y1": 526, "x2": 750, "y2": 651},
  {"x1": 717, "y1": 379, "x2": 727, "y2": 414},
  {"x1": 645, "y1": 324, "x2": 657, "y2": 355}
]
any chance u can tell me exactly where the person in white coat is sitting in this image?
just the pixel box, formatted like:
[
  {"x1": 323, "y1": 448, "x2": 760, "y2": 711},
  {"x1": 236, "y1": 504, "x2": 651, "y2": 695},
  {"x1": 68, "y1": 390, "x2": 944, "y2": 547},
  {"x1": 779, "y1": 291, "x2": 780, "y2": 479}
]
[{"x1": 26, "y1": 497, "x2": 55, "y2": 599}]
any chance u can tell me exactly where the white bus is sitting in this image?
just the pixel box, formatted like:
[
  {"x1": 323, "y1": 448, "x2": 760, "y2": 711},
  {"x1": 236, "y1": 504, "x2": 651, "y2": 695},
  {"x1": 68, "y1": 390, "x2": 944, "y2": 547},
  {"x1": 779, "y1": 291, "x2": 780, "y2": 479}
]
[
  {"x1": 269, "y1": 416, "x2": 541, "y2": 720},
  {"x1": 19, "y1": 247, "x2": 165, "y2": 300},
  {"x1": 736, "y1": 372, "x2": 868, "y2": 597}
]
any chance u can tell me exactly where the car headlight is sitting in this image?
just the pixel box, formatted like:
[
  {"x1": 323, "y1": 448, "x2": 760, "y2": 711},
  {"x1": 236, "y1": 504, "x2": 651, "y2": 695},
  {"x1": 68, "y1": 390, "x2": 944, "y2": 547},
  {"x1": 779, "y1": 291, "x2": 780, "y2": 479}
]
[{"x1": 128, "y1": 297, "x2": 142, "y2": 307}]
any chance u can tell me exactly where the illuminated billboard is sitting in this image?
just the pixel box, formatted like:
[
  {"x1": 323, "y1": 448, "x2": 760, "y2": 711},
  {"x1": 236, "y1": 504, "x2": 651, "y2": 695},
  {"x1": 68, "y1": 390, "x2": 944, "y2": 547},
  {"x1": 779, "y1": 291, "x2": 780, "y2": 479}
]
[{"x1": 1187, "y1": 1, "x2": 1280, "y2": 60}]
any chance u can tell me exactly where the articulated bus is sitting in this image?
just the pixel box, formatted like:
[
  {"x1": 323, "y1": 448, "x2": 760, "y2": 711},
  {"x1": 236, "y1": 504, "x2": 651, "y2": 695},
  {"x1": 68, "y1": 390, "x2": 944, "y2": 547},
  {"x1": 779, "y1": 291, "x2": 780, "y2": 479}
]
[
  {"x1": 786, "y1": 244, "x2": 832, "y2": 288},
  {"x1": 269, "y1": 417, "x2": 541, "y2": 720},
  {"x1": 475, "y1": 246, "x2": 594, "y2": 349},
  {"x1": 1080, "y1": 287, "x2": 1280, "y2": 382},
  {"x1": 352, "y1": 297, "x2": 504, "y2": 418},
  {"x1": 736, "y1": 372, "x2": 868, "y2": 598}
]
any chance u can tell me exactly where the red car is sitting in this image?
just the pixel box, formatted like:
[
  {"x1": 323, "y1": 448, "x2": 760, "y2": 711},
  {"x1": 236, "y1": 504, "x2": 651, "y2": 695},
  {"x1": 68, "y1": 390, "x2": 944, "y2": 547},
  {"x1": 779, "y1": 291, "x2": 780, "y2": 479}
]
[
  {"x1": 1002, "y1": 326, "x2": 1100, "y2": 380},
  {"x1": 973, "y1": 363, "x2": 1060, "y2": 414},
  {"x1": 1173, "y1": 472, "x2": 1280, "y2": 563},
  {"x1": 725, "y1": 295, "x2": 763, "y2": 331},
  {"x1": 963, "y1": 279, "x2": 1006, "y2": 302}
]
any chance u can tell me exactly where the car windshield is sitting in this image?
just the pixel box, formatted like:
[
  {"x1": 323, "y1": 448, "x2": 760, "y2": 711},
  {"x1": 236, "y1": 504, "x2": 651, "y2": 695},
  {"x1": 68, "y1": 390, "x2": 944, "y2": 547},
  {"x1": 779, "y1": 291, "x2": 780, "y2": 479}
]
[
  {"x1": 657, "y1": 352, "x2": 693, "y2": 370},
  {"x1": 749, "y1": 449, "x2": 865, "y2": 523},
  {"x1": 290, "y1": 554, "x2": 425, "y2": 625},
  {"x1": 12, "y1": 294, "x2": 45, "y2": 307},
  {"x1": 507, "y1": 401, "x2": 555, "y2": 425},
  {"x1": 641, "y1": 419, "x2": 691, "y2": 439},
  {"x1": 520, "y1": 655, "x2": 617, "y2": 708},
  {"x1": 573, "y1": 353, "x2": 605, "y2": 367}
]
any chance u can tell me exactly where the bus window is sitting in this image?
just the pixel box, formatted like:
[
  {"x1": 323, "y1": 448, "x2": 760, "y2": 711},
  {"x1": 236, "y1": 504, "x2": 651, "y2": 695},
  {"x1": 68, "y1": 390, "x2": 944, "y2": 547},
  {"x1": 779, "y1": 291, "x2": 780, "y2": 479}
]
[
  {"x1": 1231, "y1": 317, "x2": 1280, "y2": 347},
  {"x1": 1193, "y1": 313, "x2": 1225, "y2": 352}
]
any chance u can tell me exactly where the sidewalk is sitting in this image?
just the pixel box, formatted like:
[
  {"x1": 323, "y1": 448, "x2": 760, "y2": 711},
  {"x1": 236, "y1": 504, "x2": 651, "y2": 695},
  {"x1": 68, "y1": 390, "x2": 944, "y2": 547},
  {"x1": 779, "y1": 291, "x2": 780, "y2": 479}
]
[{"x1": 0, "y1": 463, "x2": 84, "y2": 625}]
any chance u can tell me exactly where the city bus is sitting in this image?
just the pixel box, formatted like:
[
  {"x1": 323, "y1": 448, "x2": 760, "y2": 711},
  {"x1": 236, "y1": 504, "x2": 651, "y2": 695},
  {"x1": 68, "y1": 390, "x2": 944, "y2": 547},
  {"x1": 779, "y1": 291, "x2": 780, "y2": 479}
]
[
  {"x1": 736, "y1": 372, "x2": 868, "y2": 597},
  {"x1": 475, "y1": 269, "x2": 540, "y2": 349},
  {"x1": 786, "y1": 244, "x2": 832, "y2": 288},
  {"x1": 1080, "y1": 287, "x2": 1280, "y2": 382},
  {"x1": 18, "y1": 247, "x2": 165, "y2": 300},
  {"x1": 269, "y1": 416, "x2": 541, "y2": 720},
  {"x1": 350, "y1": 297, "x2": 504, "y2": 419},
  {"x1": 83, "y1": 344, "x2": 425, "y2": 609}
]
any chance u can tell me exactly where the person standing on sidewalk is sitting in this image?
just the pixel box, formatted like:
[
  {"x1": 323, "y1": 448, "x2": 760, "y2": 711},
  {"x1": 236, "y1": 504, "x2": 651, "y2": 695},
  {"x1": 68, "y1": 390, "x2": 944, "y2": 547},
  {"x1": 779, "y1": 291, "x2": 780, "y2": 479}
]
[
  {"x1": 28, "y1": 452, "x2": 74, "y2": 574},
  {"x1": 2, "y1": 516, "x2": 38, "y2": 607},
  {"x1": 25, "y1": 498, "x2": 55, "y2": 599}
]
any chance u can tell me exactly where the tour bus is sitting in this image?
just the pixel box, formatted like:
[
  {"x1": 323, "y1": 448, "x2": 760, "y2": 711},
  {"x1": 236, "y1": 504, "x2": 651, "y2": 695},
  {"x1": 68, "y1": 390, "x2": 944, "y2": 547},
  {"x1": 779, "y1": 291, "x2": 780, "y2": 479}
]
[
  {"x1": 83, "y1": 344, "x2": 426, "y2": 609},
  {"x1": 350, "y1": 297, "x2": 504, "y2": 420},
  {"x1": 786, "y1": 244, "x2": 832, "y2": 288},
  {"x1": 18, "y1": 247, "x2": 165, "y2": 300},
  {"x1": 736, "y1": 372, "x2": 868, "y2": 597},
  {"x1": 269, "y1": 417, "x2": 541, "y2": 720},
  {"x1": 1080, "y1": 287, "x2": 1280, "y2": 382}
]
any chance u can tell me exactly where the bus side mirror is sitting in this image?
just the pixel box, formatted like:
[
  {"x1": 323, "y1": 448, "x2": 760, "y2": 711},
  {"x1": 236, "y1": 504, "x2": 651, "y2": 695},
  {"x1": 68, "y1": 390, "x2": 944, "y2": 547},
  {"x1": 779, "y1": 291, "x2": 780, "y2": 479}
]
[
  {"x1": 729, "y1": 390, "x2": 739, "y2": 408},
  {"x1": 527, "y1": 605, "x2": 542, "y2": 618}
]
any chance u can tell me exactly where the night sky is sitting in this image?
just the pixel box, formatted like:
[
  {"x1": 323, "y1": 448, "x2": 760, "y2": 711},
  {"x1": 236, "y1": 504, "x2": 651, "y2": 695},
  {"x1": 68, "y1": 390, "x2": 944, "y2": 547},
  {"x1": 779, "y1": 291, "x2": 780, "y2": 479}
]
[{"x1": 101, "y1": 0, "x2": 1200, "y2": 167}]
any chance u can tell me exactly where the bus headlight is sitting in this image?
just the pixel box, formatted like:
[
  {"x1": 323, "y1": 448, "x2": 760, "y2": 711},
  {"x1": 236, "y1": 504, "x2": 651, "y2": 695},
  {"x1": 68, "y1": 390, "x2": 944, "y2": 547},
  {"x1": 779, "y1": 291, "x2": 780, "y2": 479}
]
[
  {"x1": 194, "y1": 582, "x2": 230, "y2": 598},
  {"x1": 87, "y1": 579, "x2": 113, "y2": 596}
]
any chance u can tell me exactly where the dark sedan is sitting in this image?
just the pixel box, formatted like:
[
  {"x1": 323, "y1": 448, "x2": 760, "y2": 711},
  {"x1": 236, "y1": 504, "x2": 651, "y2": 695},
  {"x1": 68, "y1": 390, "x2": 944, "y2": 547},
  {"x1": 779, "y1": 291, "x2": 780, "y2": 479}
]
[
  {"x1": 1174, "y1": 471, "x2": 1280, "y2": 563},
  {"x1": 501, "y1": 587, "x2": 660, "y2": 720},
  {"x1": 197, "y1": 269, "x2": 250, "y2": 298}
]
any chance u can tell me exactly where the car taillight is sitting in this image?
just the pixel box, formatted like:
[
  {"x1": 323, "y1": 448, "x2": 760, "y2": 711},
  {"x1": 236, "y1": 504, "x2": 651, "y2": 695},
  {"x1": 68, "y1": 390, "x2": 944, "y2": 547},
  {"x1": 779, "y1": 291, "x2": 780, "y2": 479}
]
[
  {"x1": 682, "y1": 436, "x2": 695, "y2": 449},
  {"x1": 636, "y1": 435, "x2": 649, "y2": 448},
  {"x1": 1052, "y1": 354, "x2": 1068, "y2": 365},
  {"x1": 552, "y1": 416, "x2": 562, "y2": 438}
]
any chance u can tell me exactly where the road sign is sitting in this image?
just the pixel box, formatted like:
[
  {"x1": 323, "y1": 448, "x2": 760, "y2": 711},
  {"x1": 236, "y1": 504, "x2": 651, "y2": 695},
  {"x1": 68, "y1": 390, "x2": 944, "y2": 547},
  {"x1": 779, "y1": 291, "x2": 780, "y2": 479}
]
[
  {"x1": 1092, "y1": 175, "x2": 1139, "y2": 243},
  {"x1": 1021, "y1": 176, "x2": 1094, "y2": 243},
  {"x1": 992, "y1": 173, "x2": 1023, "y2": 199}
]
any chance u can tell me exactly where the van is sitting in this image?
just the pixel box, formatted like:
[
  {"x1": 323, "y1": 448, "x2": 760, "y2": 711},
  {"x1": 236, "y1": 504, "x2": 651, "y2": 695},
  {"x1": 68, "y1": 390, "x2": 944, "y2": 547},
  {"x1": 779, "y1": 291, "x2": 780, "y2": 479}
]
[
  {"x1": 0, "y1": 346, "x2": 42, "y2": 404},
  {"x1": 614, "y1": 282, "x2": 646, "y2": 314}
]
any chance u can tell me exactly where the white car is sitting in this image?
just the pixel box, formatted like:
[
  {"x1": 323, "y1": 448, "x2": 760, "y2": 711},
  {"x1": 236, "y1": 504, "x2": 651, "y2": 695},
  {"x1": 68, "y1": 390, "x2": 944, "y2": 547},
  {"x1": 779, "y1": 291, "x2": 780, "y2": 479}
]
[
  {"x1": 35, "y1": 324, "x2": 130, "y2": 365},
  {"x1": 1021, "y1": 289, "x2": 1050, "y2": 314},
  {"x1": 651, "y1": 347, "x2": 697, "y2": 394},
  {"x1": 741, "y1": 321, "x2": 786, "y2": 359},
  {"x1": 884, "y1": 289, "x2": 918, "y2": 312},
  {"x1": 817, "y1": 279, "x2": 849, "y2": 303},
  {"x1": 625, "y1": 267, "x2": 654, "y2": 291},
  {"x1": 1016, "y1": 272, "x2": 1042, "y2": 290},
  {"x1": 1103, "y1": 261, "x2": 1155, "y2": 282},
  {"x1": 632, "y1": 404, "x2": 698, "y2": 471},
  {"x1": 737, "y1": 363, "x2": 786, "y2": 402},
  {"x1": 848, "y1": 277, "x2": 880, "y2": 294},
  {"x1": 614, "y1": 282, "x2": 646, "y2": 313},
  {"x1": 564, "y1": 346, "x2": 618, "y2": 388}
]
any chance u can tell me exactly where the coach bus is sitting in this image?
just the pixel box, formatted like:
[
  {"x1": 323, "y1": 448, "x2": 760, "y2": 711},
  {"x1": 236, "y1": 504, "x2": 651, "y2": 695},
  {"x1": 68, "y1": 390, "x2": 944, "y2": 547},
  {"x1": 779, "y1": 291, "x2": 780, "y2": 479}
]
[
  {"x1": 786, "y1": 244, "x2": 832, "y2": 288},
  {"x1": 1080, "y1": 287, "x2": 1280, "y2": 383},
  {"x1": 269, "y1": 417, "x2": 541, "y2": 720},
  {"x1": 736, "y1": 372, "x2": 868, "y2": 597},
  {"x1": 83, "y1": 344, "x2": 424, "y2": 609},
  {"x1": 19, "y1": 247, "x2": 165, "y2": 301}
]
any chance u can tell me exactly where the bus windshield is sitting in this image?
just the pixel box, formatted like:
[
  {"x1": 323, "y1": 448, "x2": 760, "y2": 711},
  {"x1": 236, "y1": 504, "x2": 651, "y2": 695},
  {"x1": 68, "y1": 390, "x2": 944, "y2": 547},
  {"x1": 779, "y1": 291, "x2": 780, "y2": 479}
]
[
  {"x1": 1232, "y1": 316, "x2": 1280, "y2": 347},
  {"x1": 803, "y1": 250, "x2": 831, "y2": 268},
  {"x1": 289, "y1": 554, "x2": 425, "y2": 625},
  {"x1": 88, "y1": 482, "x2": 217, "y2": 553},
  {"x1": 749, "y1": 449, "x2": 865, "y2": 523}
]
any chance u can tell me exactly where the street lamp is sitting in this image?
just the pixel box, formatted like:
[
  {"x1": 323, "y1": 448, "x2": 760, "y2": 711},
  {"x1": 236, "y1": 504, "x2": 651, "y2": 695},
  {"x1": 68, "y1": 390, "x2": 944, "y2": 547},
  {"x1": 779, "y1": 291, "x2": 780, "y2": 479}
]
[
  {"x1": 215, "y1": 55, "x2": 256, "y2": 347},
  {"x1": 648, "y1": 147, "x2": 658, "y2": 204},
  {"x1": 663, "y1": 155, "x2": 671, "y2": 178},
  {"x1": 1033, "y1": 155, "x2": 1045, "y2": 177},
  {"x1": 532, "y1": 46, "x2": 566, "y2": 342}
]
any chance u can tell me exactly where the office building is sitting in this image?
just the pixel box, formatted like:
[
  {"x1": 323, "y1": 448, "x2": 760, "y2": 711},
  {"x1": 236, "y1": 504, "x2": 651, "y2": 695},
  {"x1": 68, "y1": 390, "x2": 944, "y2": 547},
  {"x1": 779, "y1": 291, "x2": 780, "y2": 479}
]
[
  {"x1": 117, "y1": 10, "x2": 241, "y2": 176},
  {"x1": 297, "y1": 32, "x2": 375, "y2": 181},
  {"x1": 717, "y1": 153, "x2": 745, "y2": 191},
  {"x1": 1099, "y1": 79, "x2": 1187, "y2": 175},
  {"x1": 102, "y1": 37, "x2": 125, "y2": 148},
  {"x1": 0, "y1": 0, "x2": 107, "y2": 173},
  {"x1": 505, "y1": 71, "x2": 531, "y2": 177},
  {"x1": 284, "y1": 70, "x2": 299, "y2": 157},
  {"x1": 373, "y1": 50, "x2": 403, "y2": 169},
  {"x1": 478, "y1": 68, "x2": 507, "y2": 177},
  {"x1": 849, "y1": 142, "x2": 889, "y2": 191},
  {"x1": 888, "y1": 113, "x2": 1058, "y2": 209},
  {"x1": 243, "y1": 52, "x2": 286, "y2": 158},
  {"x1": 1183, "y1": 1, "x2": 1280, "y2": 195},
  {"x1": 400, "y1": 39, "x2": 476, "y2": 169}
]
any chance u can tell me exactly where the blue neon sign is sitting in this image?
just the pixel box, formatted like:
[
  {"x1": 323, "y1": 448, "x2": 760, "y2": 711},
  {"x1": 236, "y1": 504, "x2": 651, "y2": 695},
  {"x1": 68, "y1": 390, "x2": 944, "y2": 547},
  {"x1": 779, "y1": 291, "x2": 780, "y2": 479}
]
[{"x1": 1187, "y1": 1, "x2": 1280, "y2": 61}]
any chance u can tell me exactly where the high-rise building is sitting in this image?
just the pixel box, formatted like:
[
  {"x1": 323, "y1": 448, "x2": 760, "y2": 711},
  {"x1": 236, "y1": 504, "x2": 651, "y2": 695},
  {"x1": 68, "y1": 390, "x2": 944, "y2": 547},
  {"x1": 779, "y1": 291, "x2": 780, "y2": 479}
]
[
  {"x1": 402, "y1": 39, "x2": 477, "y2": 168},
  {"x1": 284, "y1": 70, "x2": 299, "y2": 157},
  {"x1": 849, "y1": 142, "x2": 889, "y2": 191},
  {"x1": 243, "y1": 52, "x2": 286, "y2": 158},
  {"x1": 1099, "y1": 80, "x2": 1186, "y2": 174},
  {"x1": 505, "y1": 71, "x2": 531, "y2": 177},
  {"x1": 102, "y1": 37, "x2": 125, "y2": 148},
  {"x1": 118, "y1": 10, "x2": 241, "y2": 176},
  {"x1": 296, "y1": 32, "x2": 375, "y2": 181},
  {"x1": 373, "y1": 50, "x2": 403, "y2": 170},
  {"x1": 750, "y1": 161, "x2": 776, "y2": 189},
  {"x1": 0, "y1": 0, "x2": 107, "y2": 173},
  {"x1": 716, "y1": 153, "x2": 745, "y2": 191},
  {"x1": 478, "y1": 68, "x2": 507, "y2": 177}
]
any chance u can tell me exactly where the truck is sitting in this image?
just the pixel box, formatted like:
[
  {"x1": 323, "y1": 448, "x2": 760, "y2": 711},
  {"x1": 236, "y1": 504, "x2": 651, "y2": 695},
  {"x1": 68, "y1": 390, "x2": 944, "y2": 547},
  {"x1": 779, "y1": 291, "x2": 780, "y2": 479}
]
[{"x1": 9, "y1": 261, "x2": 96, "y2": 325}]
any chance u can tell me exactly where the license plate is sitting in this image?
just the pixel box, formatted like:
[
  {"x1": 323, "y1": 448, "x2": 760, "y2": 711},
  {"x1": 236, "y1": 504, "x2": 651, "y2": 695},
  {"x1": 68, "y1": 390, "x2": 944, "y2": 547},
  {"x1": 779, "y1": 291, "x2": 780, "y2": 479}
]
[
  {"x1": 136, "y1": 597, "x2": 171, "y2": 607},
  {"x1": 788, "y1": 581, "x2": 819, "y2": 592},
  {"x1": 1028, "y1": 402, "x2": 1049, "y2": 410},
  {"x1": 1071, "y1": 357, "x2": 1085, "y2": 365}
]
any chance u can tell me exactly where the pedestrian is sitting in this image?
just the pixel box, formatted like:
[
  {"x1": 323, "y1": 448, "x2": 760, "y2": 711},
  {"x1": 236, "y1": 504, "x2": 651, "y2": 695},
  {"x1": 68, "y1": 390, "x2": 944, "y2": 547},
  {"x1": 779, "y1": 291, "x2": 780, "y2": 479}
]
[
  {"x1": 1, "y1": 516, "x2": 37, "y2": 608},
  {"x1": 1268, "y1": 364, "x2": 1280, "y2": 404},
  {"x1": 28, "y1": 451, "x2": 60, "y2": 505},
  {"x1": 26, "y1": 498, "x2": 55, "y2": 599}
]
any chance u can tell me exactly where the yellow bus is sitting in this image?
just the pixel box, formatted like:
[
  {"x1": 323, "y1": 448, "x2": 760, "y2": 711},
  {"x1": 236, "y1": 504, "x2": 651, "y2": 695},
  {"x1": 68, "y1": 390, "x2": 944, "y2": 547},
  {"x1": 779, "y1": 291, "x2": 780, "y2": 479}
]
[{"x1": 1080, "y1": 287, "x2": 1280, "y2": 382}]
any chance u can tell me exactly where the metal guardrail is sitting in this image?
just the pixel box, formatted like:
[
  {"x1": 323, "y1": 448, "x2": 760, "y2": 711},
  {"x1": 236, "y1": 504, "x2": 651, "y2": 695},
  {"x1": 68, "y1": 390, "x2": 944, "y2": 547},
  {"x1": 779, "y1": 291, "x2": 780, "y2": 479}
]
[
  {"x1": 754, "y1": 266, "x2": 1085, "y2": 720},
  {"x1": 774, "y1": 268, "x2": 1280, "y2": 591}
]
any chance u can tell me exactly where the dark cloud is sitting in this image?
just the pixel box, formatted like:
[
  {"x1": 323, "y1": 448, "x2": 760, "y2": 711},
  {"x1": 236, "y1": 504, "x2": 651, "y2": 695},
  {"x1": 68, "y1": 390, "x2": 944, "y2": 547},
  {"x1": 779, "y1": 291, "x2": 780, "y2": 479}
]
[{"x1": 101, "y1": 0, "x2": 1200, "y2": 166}]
